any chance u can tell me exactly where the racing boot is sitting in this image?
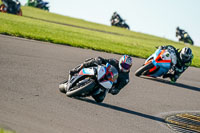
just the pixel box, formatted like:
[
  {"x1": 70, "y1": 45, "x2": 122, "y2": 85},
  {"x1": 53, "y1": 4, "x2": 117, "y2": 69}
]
[
  {"x1": 92, "y1": 89, "x2": 107, "y2": 103},
  {"x1": 163, "y1": 74, "x2": 177, "y2": 83}
]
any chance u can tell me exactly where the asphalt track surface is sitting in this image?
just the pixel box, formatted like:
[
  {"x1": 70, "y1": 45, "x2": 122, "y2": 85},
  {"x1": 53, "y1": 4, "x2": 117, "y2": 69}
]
[{"x1": 0, "y1": 35, "x2": 200, "y2": 133}]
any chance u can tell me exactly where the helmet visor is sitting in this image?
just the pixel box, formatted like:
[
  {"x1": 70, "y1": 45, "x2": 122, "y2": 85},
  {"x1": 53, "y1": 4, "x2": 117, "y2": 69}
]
[
  {"x1": 121, "y1": 62, "x2": 131, "y2": 70},
  {"x1": 181, "y1": 54, "x2": 190, "y2": 62}
]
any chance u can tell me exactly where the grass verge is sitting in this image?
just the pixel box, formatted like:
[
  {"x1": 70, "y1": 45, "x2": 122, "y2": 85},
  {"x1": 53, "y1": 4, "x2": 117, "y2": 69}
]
[{"x1": 0, "y1": 6, "x2": 199, "y2": 67}]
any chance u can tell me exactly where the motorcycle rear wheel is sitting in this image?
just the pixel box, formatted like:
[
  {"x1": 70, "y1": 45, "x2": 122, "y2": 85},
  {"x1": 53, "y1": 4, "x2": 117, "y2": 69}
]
[
  {"x1": 135, "y1": 62, "x2": 154, "y2": 77},
  {"x1": 66, "y1": 79, "x2": 96, "y2": 97}
]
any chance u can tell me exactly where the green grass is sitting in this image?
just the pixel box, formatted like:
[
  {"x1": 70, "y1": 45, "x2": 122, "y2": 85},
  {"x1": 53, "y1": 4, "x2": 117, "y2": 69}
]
[
  {"x1": 0, "y1": 6, "x2": 200, "y2": 67},
  {"x1": 0, "y1": 128, "x2": 15, "y2": 133}
]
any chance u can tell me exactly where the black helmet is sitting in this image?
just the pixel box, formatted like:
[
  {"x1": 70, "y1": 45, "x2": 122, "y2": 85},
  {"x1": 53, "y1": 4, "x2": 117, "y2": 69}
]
[
  {"x1": 180, "y1": 47, "x2": 192, "y2": 62},
  {"x1": 176, "y1": 26, "x2": 180, "y2": 30}
]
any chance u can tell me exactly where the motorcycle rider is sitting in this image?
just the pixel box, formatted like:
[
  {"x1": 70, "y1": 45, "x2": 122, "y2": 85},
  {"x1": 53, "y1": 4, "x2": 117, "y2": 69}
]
[
  {"x1": 110, "y1": 11, "x2": 123, "y2": 25},
  {"x1": 69, "y1": 55, "x2": 132, "y2": 102},
  {"x1": 159, "y1": 45, "x2": 193, "y2": 83},
  {"x1": 1, "y1": 0, "x2": 20, "y2": 14}
]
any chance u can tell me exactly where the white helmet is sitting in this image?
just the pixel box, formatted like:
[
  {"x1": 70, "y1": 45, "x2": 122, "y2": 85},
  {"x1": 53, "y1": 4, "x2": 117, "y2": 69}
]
[
  {"x1": 180, "y1": 47, "x2": 193, "y2": 63},
  {"x1": 119, "y1": 55, "x2": 132, "y2": 72}
]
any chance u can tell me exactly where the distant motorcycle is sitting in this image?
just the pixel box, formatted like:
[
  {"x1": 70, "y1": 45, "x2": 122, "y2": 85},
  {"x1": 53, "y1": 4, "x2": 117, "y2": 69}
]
[
  {"x1": 111, "y1": 18, "x2": 130, "y2": 30},
  {"x1": 36, "y1": 0, "x2": 49, "y2": 11},
  {"x1": 0, "y1": 0, "x2": 22, "y2": 16},
  {"x1": 25, "y1": 0, "x2": 49, "y2": 11},
  {"x1": 135, "y1": 47, "x2": 177, "y2": 78},
  {"x1": 177, "y1": 32, "x2": 194, "y2": 45},
  {"x1": 59, "y1": 63, "x2": 118, "y2": 103}
]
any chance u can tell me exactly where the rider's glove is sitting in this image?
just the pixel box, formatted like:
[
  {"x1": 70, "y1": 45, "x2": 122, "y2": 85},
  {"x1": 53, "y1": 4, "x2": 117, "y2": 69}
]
[{"x1": 70, "y1": 64, "x2": 84, "y2": 75}]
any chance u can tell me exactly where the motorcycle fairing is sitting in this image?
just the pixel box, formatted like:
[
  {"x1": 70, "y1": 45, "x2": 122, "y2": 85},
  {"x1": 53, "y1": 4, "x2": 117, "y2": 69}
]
[
  {"x1": 145, "y1": 49, "x2": 172, "y2": 77},
  {"x1": 99, "y1": 80, "x2": 113, "y2": 89},
  {"x1": 97, "y1": 63, "x2": 113, "y2": 89},
  {"x1": 67, "y1": 74, "x2": 83, "y2": 90},
  {"x1": 75, "y1": 64, "x2": 114, "y2": 90},
  {"x1": 67, "y1": 68, "x2": 95, "y2": 89},
  {"x1": 97, "y1": 65, "x2": 106, "y2": 80},
  {"x1": 79, "y1": 68, "x2": 95, "y2": 76}
]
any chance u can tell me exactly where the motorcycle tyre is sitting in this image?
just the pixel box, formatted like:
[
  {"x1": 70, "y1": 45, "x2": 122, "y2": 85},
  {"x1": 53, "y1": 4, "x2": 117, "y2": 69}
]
[
  {"x1": 92, "y1": 92, "x2": 105, "y2": 103},
  {"x1": 124, "y1": 24, "x2": 130, "y2": 30},
  {"x1": 135, "y1": 62, "x2": 154, "y2": 77},
  {"x1": 66, "y1": 79, "x2": 96, "y2": 97}
]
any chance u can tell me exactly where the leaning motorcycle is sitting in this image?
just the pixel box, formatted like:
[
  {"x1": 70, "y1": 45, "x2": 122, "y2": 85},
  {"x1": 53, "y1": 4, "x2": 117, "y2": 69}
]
[
  {"x1": 59, "y1": 63, "x2": 118, "y2": 103},
  {"x1": 111, "y1": 18, "x2": 130, "y2": 30},
  {"x1": 135, "y1": 47, "x2": 177, "y2": 78},
  {"x1": 0, "y1": 0, "x2": 22, "y2": 16},
  {"x1": 25, "y1": 0, "x2": 49, "y2": 11}
]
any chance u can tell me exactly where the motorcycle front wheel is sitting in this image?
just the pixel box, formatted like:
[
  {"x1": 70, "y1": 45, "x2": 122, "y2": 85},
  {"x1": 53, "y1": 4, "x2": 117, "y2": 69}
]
[
  {"x1": 135, "y1": 62, "x2": 154, "y2": 77},
  {"x1": 66, "y1": 79, "x2": 96, "y2": 97},
  {"x1": 187, "y1": 38, "x2": 194, "y2": 45}
]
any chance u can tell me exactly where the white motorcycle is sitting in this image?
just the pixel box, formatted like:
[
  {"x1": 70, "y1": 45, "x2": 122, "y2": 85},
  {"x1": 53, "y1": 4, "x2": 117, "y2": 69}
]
[{"x1": 59, "y1": 63, "x2": 118, "y2": 103}]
